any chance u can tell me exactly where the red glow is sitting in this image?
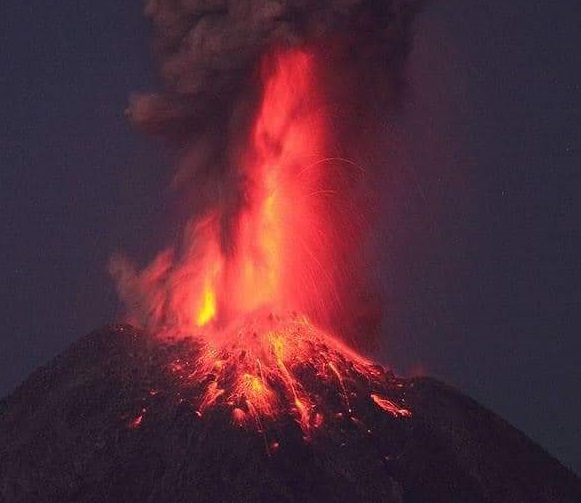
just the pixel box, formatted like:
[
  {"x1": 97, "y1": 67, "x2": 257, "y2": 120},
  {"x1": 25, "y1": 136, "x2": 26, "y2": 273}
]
[
  {"x1": 209, "y1": 47, "x2": 333, "y2": 324},
  {"x1": 371, "y1": 394, "x2": 412, "y2": 418},
  {"x1": 128, "y1": 408, "x2": 146, "y2": 429},
  {"x1": 119, "y1": 48, "x2": 339, "y2": 334},
  {"x1": 116, "y1": 47, "x2": 410, "y2": 432}
]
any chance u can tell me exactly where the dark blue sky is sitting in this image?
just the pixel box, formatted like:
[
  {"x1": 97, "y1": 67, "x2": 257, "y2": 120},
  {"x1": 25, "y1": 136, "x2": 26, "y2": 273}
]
[{"x1": 1, "y1": 0, "x2": 579, "y2": 474}]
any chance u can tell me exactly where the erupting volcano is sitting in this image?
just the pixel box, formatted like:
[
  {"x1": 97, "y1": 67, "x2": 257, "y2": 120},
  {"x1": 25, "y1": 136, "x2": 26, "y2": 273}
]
[
  {"x1": 2, "y1": 1, "x2": 580, "y2": 502},
  {"x1": 111, "y1": 45, "x2": 410, "y2": 434}
]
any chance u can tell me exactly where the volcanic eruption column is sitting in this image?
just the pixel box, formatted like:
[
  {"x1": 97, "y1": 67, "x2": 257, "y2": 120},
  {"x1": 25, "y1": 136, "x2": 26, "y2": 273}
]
[{"x1": 110, "y1": 0, "x2": 423, "y2": 431}]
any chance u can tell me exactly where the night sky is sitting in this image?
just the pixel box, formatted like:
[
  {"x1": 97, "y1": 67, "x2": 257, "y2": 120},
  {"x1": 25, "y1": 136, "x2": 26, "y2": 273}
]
[{"x1": 1, "y1": 0, "x2": 580, "y2": 475}]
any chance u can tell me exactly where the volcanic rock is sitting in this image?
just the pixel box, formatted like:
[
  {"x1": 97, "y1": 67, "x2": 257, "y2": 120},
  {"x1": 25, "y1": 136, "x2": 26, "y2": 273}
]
[{"x1": 1, "y1": 325, "x2": 579, "y2": 503}]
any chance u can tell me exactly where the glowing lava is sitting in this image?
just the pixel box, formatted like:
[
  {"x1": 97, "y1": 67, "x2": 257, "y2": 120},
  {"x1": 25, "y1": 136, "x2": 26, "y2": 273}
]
[
  {"x1": 166, "y1": 311, "x2": 408, "y2": 434},
  {"x1": 193, "y1": 47, "x2": 335, "y2": 325},
  {"x1": 114, "y1": 46, "x2": 410, "y2": 433}
]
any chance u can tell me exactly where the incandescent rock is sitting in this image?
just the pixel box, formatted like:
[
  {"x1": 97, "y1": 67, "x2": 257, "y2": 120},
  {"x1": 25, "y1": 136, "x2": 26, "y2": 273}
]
[{"x1": 0, "y1": 325, "x2": 579, "y2": 503}]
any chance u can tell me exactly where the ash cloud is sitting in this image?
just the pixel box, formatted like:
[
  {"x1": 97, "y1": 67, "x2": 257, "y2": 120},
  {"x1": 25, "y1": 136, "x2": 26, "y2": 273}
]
[{"x1": 128, "y1": 0, "x2": 424, "y2": 140}]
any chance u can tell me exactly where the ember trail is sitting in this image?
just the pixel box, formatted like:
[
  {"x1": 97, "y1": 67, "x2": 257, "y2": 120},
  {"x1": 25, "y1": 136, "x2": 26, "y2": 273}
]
[{"x1": 114, "y1": 47, "x2": 410, "y2": 433}]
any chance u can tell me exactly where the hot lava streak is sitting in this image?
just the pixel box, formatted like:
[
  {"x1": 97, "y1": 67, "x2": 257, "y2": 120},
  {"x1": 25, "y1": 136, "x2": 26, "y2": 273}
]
[
  {"x1": 113, "y1": 46, "x2": 410, "y2": 435},
  {"x1": 166, "y1": 311, "x2": 410, "y2": 435}
]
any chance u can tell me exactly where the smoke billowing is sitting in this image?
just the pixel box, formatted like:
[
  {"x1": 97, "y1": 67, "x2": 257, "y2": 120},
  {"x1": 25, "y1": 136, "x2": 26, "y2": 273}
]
[
  {"x1": 113, "y1": 0, "x2": 424, "y2": 350},
  {"x1": 129, "y1": 0, "x2": 423, "y2": 138}
]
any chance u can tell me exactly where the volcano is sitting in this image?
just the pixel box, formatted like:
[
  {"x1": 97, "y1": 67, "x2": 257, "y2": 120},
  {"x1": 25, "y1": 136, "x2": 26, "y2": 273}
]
[
  {"x1": 1, "y1": 324, "x2": 579, "y2": 503},
  {"x1": 4, "y1": 3, "x2": 578, "y2": 502}
]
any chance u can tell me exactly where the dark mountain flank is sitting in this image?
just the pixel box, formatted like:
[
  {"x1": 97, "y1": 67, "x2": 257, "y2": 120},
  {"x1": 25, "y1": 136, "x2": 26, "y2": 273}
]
[{"x1": 1, "y1": 325, "x2": 579, "y2": 503}]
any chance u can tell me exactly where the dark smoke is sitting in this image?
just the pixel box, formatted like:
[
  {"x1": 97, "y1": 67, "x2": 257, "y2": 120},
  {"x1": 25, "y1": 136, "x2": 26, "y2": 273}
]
[{"x1": 129, "y1": 0, "x2": 424, "y2": 140}]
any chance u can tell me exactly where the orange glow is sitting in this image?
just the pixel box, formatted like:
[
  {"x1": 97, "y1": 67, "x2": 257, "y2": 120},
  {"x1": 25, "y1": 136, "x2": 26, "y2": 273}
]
[
  {"x1": 135, "y1": 47, "x2": 335, "y2": 331},
  {"x1": 116, "y1": 46, "x2": 342, "y2": 333},
  {"x1": 196, "y1": 281, "x2": 216, "y2": 327},
  {"x1": 165, "y1": 311, "x2": 409, "y2": 434},
  {"x1": 371, "y1": 394, "x2": 411, "y2": 418},
  {"x1": 118, "y1": 46, "x2": 410, "y2": 433}
]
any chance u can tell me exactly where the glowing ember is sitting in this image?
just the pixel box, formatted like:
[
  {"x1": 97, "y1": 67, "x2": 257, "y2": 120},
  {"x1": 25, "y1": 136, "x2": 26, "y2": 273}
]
[
  {"x1": 128, "y1": 408, "x2": 146, "y2": 429},
  {"x1": 371, "y1": 393, "x2": 412, "y2": 418},
  {"x1": 114, "y1": 46, "x2": 410, "y2": 433}
]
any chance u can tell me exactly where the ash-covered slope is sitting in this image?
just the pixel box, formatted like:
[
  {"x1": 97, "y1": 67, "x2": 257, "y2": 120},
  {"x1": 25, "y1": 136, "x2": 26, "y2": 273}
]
[{"x1": 1, "y1": 325, "x2": 579, "y2": 503}]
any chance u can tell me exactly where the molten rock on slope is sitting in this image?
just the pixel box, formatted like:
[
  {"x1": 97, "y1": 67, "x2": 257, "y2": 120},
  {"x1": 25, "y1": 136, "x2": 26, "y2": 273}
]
[{"x1": 1, "y1": 325, "x2": 579, "y2": 503}]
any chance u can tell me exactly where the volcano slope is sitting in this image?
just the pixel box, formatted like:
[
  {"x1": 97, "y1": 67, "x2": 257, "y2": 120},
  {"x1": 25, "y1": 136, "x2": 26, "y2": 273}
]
[{"x1": 1, "y1": 325, "x2": 579, "y2": 503}]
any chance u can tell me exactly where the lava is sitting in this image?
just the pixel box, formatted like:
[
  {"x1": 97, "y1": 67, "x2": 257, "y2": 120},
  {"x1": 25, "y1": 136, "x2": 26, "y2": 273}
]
[
  {"x1": 166, "y1": 311, "x2": 408, "y2": 434},
  {"x1": 114, "y1": 46, "x2": 410, "y2": 433}
]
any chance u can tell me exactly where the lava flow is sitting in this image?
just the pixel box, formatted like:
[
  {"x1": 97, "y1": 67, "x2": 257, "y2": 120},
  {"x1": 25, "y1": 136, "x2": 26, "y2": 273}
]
[
  {"x1": 166, "y1": 311, "x2": 410, "y2": 435},
  {"x1": 114, "y1": 46, "x2": 410, "y2": 434}
]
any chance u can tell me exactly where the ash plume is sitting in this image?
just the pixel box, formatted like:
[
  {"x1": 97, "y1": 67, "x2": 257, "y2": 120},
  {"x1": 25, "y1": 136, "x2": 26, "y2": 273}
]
[{"x1": 129, "y1": 0, "x2": 424, "y2": 140}]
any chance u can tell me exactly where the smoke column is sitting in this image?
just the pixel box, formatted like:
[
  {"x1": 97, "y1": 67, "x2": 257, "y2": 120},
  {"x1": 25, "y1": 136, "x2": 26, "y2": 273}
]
[{"x1": 112, "y1": 0, "x2": 424, "y2": 350}]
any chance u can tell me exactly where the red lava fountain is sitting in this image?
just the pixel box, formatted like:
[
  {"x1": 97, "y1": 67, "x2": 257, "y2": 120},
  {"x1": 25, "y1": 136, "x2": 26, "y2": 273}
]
[
  {"x1": 114, "y1": 47, "x2": 410, "y2": 434},
  {"x1": 192, "y1": 47, "x2": 332, "y2": 324}
]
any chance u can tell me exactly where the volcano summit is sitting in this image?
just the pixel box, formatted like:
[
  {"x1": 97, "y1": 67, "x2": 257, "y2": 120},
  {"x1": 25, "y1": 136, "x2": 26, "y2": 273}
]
[{"x1": 1, "y1": 324, "x2": 579, "y2": 503}]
